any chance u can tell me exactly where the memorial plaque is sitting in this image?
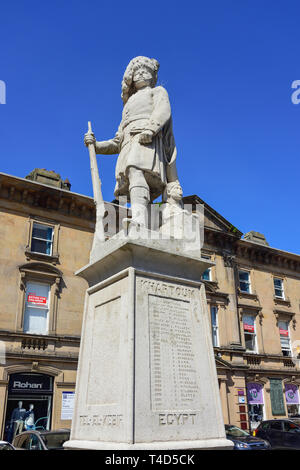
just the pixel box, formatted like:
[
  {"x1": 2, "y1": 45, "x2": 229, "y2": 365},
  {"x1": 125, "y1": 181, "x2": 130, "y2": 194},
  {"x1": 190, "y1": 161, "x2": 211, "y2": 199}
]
[
  {"x1": 148, "y1": 295, "x2": 201, "y2": 411},
  {"x1": 270, "y1": 378, "x2": 285, "y2": 416}
]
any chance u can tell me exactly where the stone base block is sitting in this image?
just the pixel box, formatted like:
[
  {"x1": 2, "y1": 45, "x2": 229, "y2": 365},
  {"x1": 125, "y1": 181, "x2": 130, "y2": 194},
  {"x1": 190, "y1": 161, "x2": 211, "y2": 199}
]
[
  {"x1": 65, "y1": 438, "x2": 232, "y2": 450},
  {"x1": 64, "y1": 237, "x2": 232, "y2": 451}
]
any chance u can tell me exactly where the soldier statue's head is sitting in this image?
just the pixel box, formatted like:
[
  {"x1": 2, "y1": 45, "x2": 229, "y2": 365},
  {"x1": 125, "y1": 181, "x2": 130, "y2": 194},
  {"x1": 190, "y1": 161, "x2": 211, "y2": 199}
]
[
  {"x1": 121, "y1": 56, "x2": 160, "y2": 105},
  {"x1": 166, "y1": 180, "x2": 183, "y2": 202}
]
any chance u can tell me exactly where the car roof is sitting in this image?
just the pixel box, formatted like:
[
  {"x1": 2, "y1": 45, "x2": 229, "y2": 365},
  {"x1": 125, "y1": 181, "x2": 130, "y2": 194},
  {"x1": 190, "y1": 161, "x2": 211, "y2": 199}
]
[
  {"x1": 261, "y1": 419, "x2": 297, "y2": 422},
  {"x1": 39, "y1": 429, "x2": 70, "y2": 434},
  {"x1": 259, "y1": 419, "x2": 300, "y2": 426},
  {"x1": 14, "y1": 429, "x2": 70, "y2": 437},
  {"x1": 225, "y1": 424, "x2": 246, "y2": 428}
]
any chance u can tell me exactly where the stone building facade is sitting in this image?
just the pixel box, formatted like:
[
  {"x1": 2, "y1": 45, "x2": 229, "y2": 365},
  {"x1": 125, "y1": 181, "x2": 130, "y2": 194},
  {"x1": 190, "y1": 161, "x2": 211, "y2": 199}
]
[
  {"x1": 0, "y1": 170, "x2": 126, "y2": 441},
  {"x1": 185, "y1": 195, "x2": 300, "y2": 431},
  {"x1": 0, "y1": 172, "x2": 299, "y2": 440}
]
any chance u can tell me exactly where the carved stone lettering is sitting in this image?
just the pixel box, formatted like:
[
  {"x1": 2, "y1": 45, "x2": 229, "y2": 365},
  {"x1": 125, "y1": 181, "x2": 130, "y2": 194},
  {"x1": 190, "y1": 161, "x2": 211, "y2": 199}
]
[
  {"x1": 140, "y1": 278, "x2": 195, "y2": 300},
  {"x1": 158, "y1": 413, "x2": 197, "y2": 426},
  {"x1": 149, "y1": 294, "x2": 201, "y2": 411},
  {"x1": 79, "y1": 414, "x2": 123, "y2": 427}
]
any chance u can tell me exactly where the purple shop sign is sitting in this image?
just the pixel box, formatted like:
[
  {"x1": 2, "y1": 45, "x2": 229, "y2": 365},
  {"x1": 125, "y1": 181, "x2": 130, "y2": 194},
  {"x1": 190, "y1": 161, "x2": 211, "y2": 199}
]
[
  {"x1": 247, "y1": 383, "x2": 264, "y2": 405},
  {"x1": 285, "y1": 384, "x2": 299, "y2": 405}
]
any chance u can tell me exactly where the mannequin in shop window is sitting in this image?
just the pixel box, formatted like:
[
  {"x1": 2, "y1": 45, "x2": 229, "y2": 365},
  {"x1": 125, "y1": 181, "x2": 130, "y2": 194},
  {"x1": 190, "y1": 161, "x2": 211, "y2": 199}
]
[
  {"x1": 9, "y1": 401, "x2": 26, "y2": 441},
  {"x1": 24, "y1": 404, "x2": 35, "y2": 430}
]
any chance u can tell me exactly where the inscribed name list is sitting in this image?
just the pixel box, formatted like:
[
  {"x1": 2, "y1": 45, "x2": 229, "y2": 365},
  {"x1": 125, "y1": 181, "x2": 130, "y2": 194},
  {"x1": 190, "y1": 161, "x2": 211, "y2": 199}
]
[{"x1": 148, "y1": 295, "x2": 201, "y2": 411}]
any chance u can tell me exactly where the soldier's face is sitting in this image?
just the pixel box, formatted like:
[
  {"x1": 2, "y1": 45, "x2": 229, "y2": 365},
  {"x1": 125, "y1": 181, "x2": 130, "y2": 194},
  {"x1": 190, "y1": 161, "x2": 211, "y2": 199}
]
[
  {"x1": 133, "y1": 66, "x2": 153, "y2": 89},
  {"x1": 170, "y1": 185, "x2": 183, "y2": 201}
]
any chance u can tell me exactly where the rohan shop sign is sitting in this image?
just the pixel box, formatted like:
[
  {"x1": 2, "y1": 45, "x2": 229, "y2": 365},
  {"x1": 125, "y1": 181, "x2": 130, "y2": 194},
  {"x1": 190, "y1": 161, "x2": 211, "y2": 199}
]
[{"x1": 8, "y1": 373, "x2": 53, "y2": 394}]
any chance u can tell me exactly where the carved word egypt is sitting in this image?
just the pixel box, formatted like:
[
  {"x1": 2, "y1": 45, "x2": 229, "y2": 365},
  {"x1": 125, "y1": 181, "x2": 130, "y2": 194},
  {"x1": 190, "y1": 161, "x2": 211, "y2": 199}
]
[{"x1": 158, "y1": 413, "x2": 197, "y2": 426}]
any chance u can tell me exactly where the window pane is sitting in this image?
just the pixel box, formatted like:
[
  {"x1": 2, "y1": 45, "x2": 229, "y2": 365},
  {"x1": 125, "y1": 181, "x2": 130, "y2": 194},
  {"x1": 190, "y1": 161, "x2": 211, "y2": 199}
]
[
  {"x1": 211, "y1": 307, "x2": 217, "y2": 326},
  {"x1": 274, "y1": 278, "x2": 282, "y2": 288},
  {"x1": 239, "y1": 271, "x2": 249, "y2": 281},
  {"x1": 212, "y1": 328, "x2": 218, "y2": 347},
  {"x1": 202, "y1": 269, "x2": 210, "y2": 281},
  {"x1": 280, "y1": 337, "x2": 290, "y2": 345},
  {"x1": 31, "y1": 239, "x2": 52, "y2": 254},
  {"x1": 24, "y1": 282, "x2": 50, "y2": 334},
  {"x1": 26, "y1": 282, "x2": 49, "y2": 306},
  {"x1": 245, "y1": 333, "x2": 255, "y2": 351},
  {"x1": 278, "y1": 320, "x2": 288, "y2": 330},
  {"x1": 240, "y1": 281, "x2": 250, "y2": 293},
  {"x1": 210, "y1": 307, "x2": 218, "y2": 346},
  {"x1": 23, "y1": 307, "x2": 48, "y2": 334},
  {"x1": 275, "y1": 288, "x2": 283, "y2": 297},
  {"x1": 243, "y1": 315, "x2": 254, "y2": 326},
  {"x1": 270, "y1": 421, "x2": 282, "y2": 430},
  {"x1": 32, "y1": 224, "x2": 53, "y2": 241}
]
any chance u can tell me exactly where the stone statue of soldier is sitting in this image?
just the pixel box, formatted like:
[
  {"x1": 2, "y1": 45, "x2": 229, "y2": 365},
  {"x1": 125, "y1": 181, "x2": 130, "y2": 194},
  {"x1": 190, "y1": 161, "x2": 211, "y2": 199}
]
[{"x1": 84, "y1": 56, "x2": 182, "y2": 227}]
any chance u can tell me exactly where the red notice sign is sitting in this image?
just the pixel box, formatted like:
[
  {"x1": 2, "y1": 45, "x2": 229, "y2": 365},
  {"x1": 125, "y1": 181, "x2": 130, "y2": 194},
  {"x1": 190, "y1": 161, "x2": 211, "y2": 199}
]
[
  {"x1": 243, "y1": 323, "x2": 254, "y2": 333},
  {"x1": 27, "y1": 293, "x2": 47, "y2": 305},
  {"x1": 279, "y1": 328, "x2": 289, "y2": 337}
]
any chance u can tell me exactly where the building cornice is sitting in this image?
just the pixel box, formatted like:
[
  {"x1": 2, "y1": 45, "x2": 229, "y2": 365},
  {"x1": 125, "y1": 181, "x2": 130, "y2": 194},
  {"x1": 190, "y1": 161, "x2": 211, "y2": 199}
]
[
  {"x1": 204, "y1": 226, "x2": 300, "y2": 274},
  {"x1": 0, "y1": 172, "x2": 96, "y2": 228},
  {"x1": 236, "y1": 240, "x2": 300, "y2": 275}
]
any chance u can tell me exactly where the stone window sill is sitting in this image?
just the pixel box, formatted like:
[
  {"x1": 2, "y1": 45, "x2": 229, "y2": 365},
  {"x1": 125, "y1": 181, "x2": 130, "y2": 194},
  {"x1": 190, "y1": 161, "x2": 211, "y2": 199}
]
[
  {"x1": 202, "y1": 280, "x2": 219, "y2": 289},
  {"x1": 25, "y1": 248, "x2": 59, "y2": 264},
  {"x1": 274, "y1": 297, "x2": 291, "y2": 307},
  {"x1": 237, "y1": 289, "x2": 258, "y2": 301}
]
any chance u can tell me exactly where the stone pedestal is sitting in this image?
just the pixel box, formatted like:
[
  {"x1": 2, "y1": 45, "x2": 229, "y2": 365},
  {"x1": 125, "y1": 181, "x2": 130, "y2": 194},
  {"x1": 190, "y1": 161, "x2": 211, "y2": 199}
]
[{"x1": 64, "y1": 234, "x2": 232, "y2": 450}]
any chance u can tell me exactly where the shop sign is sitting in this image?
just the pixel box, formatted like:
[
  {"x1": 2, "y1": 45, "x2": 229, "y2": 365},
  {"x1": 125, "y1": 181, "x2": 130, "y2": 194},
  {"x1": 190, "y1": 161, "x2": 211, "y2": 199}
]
[
  {"x1": 27, "y1": 293, "x2": 47, "y2": 305},
  {"x1": 61, "y1": 392, "x2": 75, "y2": 420},
  {"x1": 270, "y1": 378, "x2": 286, "y2": 416},
  {"x1": 285, "y1": 384, "x2": 300, "y2": 405},
  {"x1": 247, "y1": 383, "x2": 264, "y2": 405},
  {"x1": 8, "y1": 374, "x2": 52, "y2": 394}
]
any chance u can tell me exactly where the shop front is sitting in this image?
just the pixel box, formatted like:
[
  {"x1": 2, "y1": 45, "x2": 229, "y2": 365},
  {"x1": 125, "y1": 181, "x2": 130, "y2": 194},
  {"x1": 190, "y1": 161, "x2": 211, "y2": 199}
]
[
  {"x1": 4, "y1": 372, "x2": 53, "y2": 442},
  {"x1": 246, "y1": 382, "x2": 265, "y2": 431},
  {"x1": 285, "y1": 384, "x2": 300, "y2": 417}
]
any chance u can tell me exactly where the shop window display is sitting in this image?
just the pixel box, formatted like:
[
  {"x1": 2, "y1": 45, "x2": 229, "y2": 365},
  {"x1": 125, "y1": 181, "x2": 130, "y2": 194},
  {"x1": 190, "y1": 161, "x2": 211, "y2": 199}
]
[
  {"x1": 4, "y1": 373, "x2": 53, "y2": 442},
  {"x1": 247, "y1": 382, "x2": 264, "y2": 431},
  {"x1": 285, "y1": 384, "x2": 300, "y2": 417}
]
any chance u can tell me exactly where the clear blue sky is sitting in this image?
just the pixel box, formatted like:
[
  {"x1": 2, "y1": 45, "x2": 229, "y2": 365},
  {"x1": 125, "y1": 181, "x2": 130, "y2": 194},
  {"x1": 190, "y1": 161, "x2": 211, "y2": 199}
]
[{"x1": 0, "y1": 0, "x2": 299, "y2": 253}]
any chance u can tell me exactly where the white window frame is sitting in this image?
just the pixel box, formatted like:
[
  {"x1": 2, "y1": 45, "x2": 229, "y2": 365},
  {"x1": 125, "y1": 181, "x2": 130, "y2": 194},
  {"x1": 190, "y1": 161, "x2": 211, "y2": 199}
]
[
  {"x1": 31, "y1": 222, "x2": 54, "y2": 256},
  {"x1": 210, "y1": 305, "x2": 219, "y2": 347},
  {"x1": 278, "y1": 320, "x2": 291, "y2": 356},
  {"x1": 23, "y1": 281, "x2": 51, "y2": 335},
  {"x1": 274, "y1": 277, "x2": 285, "y2": 300},
  {"x1": 238, "y1": 270, "x2": 251, "y2": 294},
  {"x1": 243, "y1": 314, "x2": 257, "y2": 353}
]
